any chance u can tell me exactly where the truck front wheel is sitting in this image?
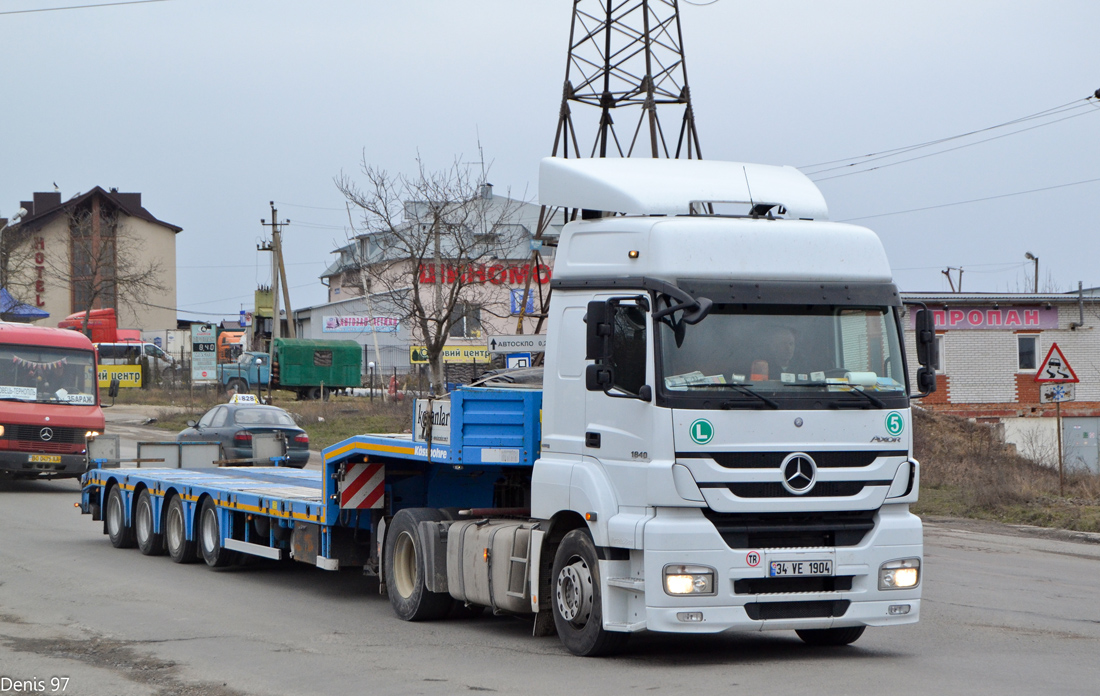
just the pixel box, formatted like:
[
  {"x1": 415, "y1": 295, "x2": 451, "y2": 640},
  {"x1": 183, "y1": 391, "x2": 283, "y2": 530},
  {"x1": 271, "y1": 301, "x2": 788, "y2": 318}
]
[
  {"x1": 796, "y1": 626, "x2": 866, "y2": 646},
  {"x1": 551, "y1": 529, "x2": 627, "y2": 656},
  {"x1": 384, "y1": 508, "x2": 452, "y2": 621},
  {"x1": 106, "y1": 485, "x2": 135, "y2": 549}
]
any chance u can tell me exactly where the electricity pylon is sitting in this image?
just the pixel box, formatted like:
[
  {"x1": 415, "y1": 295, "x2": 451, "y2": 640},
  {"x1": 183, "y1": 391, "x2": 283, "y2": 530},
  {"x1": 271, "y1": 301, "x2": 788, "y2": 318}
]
[{"x1": 517, "y1": 0, "x2": 703, "y2": 334}]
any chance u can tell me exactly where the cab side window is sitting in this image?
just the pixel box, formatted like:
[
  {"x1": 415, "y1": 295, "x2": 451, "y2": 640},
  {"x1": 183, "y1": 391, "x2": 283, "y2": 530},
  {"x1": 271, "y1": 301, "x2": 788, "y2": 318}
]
[{"x1": 612, "y1": 304, "x2": 647, "y2": 395}]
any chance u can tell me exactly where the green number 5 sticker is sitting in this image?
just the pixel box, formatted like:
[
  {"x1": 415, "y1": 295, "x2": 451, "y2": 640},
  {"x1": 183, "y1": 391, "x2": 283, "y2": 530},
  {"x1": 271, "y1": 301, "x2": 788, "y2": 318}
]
[{"x1": 885, "y1": 412, "x2": 905, "y2": 436}]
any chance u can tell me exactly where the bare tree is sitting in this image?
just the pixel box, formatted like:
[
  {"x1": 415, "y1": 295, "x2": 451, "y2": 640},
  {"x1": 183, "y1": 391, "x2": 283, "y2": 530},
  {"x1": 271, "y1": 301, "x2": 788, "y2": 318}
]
[
  {"x1": 336, "y1": 154, "x2": 524, "y2": 392},
  {"x1": 0, "y1": 220, "x2": 40, "y2": 306}
]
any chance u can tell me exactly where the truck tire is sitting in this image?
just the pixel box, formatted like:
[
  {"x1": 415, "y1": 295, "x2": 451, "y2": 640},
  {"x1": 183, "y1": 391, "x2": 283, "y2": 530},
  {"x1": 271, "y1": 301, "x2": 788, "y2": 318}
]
[
  {"x1": 165, "y1": 495, "x2": 197, "y2": 563},
  {"x1": 226, "y1": 378, "x2": 247, "y2": 394},
  {"x1": 796, "y1": 626, "x2": 866, "y2": 646},
  {"x1": 306, "y1": 386, "x2": 322, "y2": 401},
  {"x1": 106, "y1": 485, "x2": 135, "y2": 549},
  {"x1": 384, "y1": 508, "x2": 453, "y2": 621},
  {"x1": 199, "y1": 498, "x2": 236, "y2": 568},
  {"x1": 134, "y1": 490, "x2": 164, "y2": 556},
  {"x1": 550, "y1": 528, "x2": 628, "y2": 656}
]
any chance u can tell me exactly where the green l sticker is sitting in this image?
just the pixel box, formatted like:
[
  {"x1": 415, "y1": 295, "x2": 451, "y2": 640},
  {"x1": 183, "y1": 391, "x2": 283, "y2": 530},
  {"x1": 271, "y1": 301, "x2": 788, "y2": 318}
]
[{"x1": 690, "y1": 419, "x2": 714, "y2": 444}]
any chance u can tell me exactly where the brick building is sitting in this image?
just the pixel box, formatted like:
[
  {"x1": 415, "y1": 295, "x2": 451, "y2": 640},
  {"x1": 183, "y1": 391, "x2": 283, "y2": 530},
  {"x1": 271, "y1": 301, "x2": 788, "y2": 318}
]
[{"x1": 901, "y1": 291, "x2": 1100, "y2": 473}]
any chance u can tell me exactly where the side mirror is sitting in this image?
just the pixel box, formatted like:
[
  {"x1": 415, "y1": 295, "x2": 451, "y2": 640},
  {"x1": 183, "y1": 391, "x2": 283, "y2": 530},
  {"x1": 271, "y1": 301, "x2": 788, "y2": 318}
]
[
  {"x1": 108, "y1": 377, "x2": 120, "y2": 398},
  {"x1": 915, "y1": 309, "x2": 938, "y2": 368},
  {"x1": 916, "y1": 367, "x2": 937, "y2": 395},
  {"x1": 585, "y1": 301, "x2": 613, "y2": 361},
  {"x1": 586, "y1": 364, "x2": 614, "y2": 391},
  {"x1": 186, "y1": 420, "x2": 198, "y2": 428}
]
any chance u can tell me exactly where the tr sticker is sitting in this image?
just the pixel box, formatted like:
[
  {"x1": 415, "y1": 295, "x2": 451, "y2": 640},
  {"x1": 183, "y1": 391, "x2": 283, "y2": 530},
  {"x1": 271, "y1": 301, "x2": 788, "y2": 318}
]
[{"x1": 746, "y1": 551, "x2": 761, "y2": 567}]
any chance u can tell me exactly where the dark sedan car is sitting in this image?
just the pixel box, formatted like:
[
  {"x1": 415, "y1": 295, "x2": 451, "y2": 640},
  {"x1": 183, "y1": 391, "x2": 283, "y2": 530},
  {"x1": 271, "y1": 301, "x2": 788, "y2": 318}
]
[{"x1": 177, "y1": 403, "x2": 310, "y2": 468}]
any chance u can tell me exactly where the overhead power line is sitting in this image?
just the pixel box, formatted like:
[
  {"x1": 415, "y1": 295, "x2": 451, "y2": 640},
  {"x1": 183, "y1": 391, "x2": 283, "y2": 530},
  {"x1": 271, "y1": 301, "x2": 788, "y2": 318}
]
[
  {"x1": 802, "y1": 92, "x2": 1099, "y2": 181},
  {"x1": 0, "y1": 0, "x2": 168, "y2": 16},
  {"x1": 839, "y1": 175, "x2": 1100, "y2": 222},
  {"x1": 811, "y1": 107, "x2": 1098, "y2": 182}
]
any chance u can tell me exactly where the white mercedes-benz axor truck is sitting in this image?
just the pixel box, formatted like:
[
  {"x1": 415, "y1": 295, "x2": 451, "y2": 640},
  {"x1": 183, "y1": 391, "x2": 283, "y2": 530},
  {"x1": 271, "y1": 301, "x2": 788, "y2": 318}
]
[{"x1": 528, "y1": 156, "x2": 937, "y2": 654}]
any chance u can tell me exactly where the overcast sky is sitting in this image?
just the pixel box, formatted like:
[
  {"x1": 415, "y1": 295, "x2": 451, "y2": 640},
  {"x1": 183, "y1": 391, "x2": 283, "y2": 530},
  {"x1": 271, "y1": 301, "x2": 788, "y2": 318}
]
[{"x1": 2, "y1": 0, "x2": 1098, "y2": 324}]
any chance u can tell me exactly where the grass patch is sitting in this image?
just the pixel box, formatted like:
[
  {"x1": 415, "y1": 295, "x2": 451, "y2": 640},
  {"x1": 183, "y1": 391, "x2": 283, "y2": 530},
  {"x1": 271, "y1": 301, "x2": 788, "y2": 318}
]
[{"x1": 913, "y1": 408, "x2": 1100, "y2": 533}]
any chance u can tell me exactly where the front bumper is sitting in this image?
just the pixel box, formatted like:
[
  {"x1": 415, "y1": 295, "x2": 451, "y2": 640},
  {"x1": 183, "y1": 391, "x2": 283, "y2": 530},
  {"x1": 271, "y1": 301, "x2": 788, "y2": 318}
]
[
  {"x1": 606, "y1": 505, "x2": 922, "y2": 634},
  {"x1": 0, "y1": 450, "x2": 87, "y2": 478}
]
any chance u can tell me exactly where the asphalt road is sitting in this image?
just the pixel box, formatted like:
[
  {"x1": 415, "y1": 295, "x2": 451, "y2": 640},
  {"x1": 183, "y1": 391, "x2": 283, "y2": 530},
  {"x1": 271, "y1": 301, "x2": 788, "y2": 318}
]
[{"x1": 1, "y1": 429, "x2": 1098, "y2": 695}]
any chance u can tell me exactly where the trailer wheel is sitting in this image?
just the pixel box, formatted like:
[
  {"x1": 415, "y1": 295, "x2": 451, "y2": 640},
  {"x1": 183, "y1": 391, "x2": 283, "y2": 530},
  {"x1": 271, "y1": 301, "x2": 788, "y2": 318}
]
[
  {"x1": 796, "y1": 626, "x2": 866, "y2": 646},
  {"x1": 165, "y1": 496, "x2": 196, "y2": 563},
  {"x1": 199, "y1": 498, "x2": 236, "y2": 568},
  {"x1": 106, "y1": 485, "x2": 135, "y2": 549},
  {"x1": 551, "y1": 529, "x2": 627, "y2": 656},
  {"x1": 134, "y1": 490, "x2": 164, "y2": 556},
  {"x1": 384, "y1": 508, "x2": 452, "y2": 621}
]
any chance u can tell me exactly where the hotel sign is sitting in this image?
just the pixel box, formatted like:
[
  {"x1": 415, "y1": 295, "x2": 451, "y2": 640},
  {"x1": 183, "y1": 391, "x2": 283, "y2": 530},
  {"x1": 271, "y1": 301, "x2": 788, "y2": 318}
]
[{"x1": 912, "y1": 305, "x2": 1057, "y2": 331}]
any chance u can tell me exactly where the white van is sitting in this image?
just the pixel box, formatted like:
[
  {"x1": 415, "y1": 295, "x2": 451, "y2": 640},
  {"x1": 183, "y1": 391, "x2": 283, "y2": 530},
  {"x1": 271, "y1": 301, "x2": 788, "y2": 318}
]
[{"x1": 95, "y1": 342, "x2": 176, "y2": 369}]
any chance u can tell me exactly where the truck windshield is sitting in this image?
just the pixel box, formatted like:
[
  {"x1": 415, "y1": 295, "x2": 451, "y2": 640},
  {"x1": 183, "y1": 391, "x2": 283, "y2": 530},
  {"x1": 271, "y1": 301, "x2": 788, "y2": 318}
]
[
  {"x1": 0, "y1": 345, "x2": 98, "y2": 405},
  {"x1": 657, "y1": 304, "x2": 907, "y2": 407}
]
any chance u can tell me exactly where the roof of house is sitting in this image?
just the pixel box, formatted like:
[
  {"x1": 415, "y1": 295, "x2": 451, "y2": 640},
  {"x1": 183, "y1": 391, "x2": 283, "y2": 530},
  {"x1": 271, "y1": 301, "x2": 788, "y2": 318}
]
[{"x1": 9, "y1": 186, "x2": 182, "y2": 234}]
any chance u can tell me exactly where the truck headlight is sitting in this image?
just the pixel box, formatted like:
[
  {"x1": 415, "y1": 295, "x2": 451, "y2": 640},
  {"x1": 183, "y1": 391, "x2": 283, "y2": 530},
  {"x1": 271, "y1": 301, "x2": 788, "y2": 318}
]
[
  {"x1": 879, "y1": 558, "x2": 920, "y2": 590},
  {"x1": 663, "y1": 564, "x2": 716, "y2": 596}
]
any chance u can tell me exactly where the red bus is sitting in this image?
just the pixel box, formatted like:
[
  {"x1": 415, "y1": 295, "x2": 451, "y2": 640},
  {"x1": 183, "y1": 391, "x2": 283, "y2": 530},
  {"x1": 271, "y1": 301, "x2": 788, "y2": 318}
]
[{"x1": 0, "y1": 322, "x2": 105, "y2": 479}]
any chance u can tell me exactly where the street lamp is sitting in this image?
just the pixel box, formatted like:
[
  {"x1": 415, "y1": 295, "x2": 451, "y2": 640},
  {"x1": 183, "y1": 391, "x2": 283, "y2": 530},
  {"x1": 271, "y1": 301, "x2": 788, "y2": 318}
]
[{"x1": 1025, "y1": 252, "x2": 1038, "y2": 293}]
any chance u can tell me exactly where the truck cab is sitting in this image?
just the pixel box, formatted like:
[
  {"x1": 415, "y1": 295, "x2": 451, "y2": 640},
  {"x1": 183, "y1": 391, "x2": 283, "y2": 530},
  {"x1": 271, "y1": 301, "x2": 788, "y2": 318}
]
[
  {"x1": 530, "y1": 157, "x2": 935, "y2": 651},
  {"x1": 218, "y1": 351, "x2": 269, "y2": 393}
]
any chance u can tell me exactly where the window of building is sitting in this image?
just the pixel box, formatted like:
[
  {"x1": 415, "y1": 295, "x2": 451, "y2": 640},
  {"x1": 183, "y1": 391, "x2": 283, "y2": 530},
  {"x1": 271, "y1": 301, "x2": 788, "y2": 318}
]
[
  {"x1": 934, "y1": 335, "x2": 945, "y2": 374},
  {"x1": 449, "y1": 303, "x2": 482, "y2": 338},
  {"x1": 1017, "y1": 335, "x2": 1038, "y2": 371}
]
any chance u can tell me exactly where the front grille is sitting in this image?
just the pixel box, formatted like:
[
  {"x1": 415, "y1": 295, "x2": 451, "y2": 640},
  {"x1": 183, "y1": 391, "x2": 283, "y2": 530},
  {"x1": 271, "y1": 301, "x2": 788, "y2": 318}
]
[
  {"x1": 6, "y1": 425, "x2": 85, "y2": 444},
  {"x1": 734, "y1": 576, "x2": 854, "y2": 595},
  {"x1": 703, "y1": 509, "x2": 876, "y2": 549},
  {"x1": 706, "y1": 480, "x2": 891, "y2": 498},
  {"x1": 744, "y1": 600, "x2": 850, "y2": 620},
  {"x1": 6, "y1": 440, "x2": 81, "y2": 454},
  {"x1": 679, "y1": 450, "x2": 906, "y2": 469}
]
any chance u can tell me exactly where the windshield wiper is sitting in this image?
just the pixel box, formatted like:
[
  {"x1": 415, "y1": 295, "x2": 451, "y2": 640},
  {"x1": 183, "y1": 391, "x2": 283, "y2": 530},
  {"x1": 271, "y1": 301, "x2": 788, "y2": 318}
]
[
  {"x1": 843, "y1": 387, "x2": 886, "y2": 409},
  {"x1": 678, "y1": 383, "x2": 780, "y2": 409},
  {"x1": 764, "y1": 381, "x2": 889, "y2": 408}
]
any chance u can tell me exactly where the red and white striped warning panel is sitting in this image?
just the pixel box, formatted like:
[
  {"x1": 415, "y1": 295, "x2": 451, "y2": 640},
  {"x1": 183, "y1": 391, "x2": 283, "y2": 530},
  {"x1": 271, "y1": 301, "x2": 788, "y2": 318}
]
[{"x1": 340, "y1": 462, "x2": 385, "y2": 509}]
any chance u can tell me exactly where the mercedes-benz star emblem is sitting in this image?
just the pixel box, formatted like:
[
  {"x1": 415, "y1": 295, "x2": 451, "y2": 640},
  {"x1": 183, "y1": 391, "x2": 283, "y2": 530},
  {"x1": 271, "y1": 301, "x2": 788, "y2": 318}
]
[
  {"x1": 780, "y1": 452, "x2": 817, "y2": 495},
  {"x1": 40, "y1": 427, "x2": 54, "y2": 441}
]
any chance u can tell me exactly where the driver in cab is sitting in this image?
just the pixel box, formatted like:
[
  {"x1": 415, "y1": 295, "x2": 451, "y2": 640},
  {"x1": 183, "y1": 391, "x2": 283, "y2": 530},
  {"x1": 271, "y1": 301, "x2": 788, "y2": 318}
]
[{"x1": 750, "y1": 324, "x2": 797, "y2": 381}]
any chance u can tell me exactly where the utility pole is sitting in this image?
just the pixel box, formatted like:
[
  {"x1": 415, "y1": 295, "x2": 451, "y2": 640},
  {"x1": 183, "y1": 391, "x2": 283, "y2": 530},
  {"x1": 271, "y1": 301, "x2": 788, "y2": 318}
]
[
  {"x1": 517, "y1": 0, "x2": 702, "y2": 334},
  {"x1": 261, "y1": 202, "x2": 296, "y2": 342},
  {"x1": 941, "y1": 267, "x2": 963, "y2": 293}
]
